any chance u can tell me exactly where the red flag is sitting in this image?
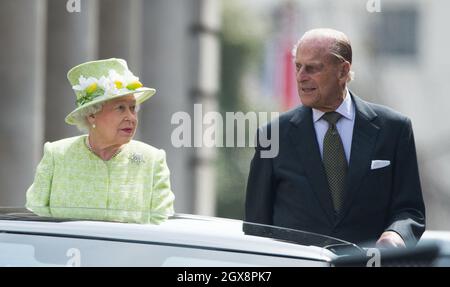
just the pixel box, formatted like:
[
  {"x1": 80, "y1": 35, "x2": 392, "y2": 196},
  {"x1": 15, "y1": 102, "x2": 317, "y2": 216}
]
[{"x1": 281, "y1": 40, "x2": 298, "y2": 110}]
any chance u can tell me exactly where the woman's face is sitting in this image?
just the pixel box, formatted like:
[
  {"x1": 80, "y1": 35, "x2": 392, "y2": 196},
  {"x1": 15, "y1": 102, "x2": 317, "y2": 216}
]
[{"x1": 89, "y1": 95, "x2": 138, "y2": 147}]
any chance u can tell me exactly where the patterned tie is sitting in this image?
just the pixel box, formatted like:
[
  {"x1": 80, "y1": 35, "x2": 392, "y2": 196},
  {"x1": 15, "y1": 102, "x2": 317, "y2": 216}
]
[{"x1": 322, "y1": 112, "x2": 347, "y2": 213}]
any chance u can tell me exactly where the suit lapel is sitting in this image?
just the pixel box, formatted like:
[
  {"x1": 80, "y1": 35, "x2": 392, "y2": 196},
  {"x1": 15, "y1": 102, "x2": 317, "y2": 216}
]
[
  {"x1": 288, "y1": 106, "x2": 336, "y2": 223},
  {"x1": 336, "y1": 94, "x2": 380, "y2": 224}
]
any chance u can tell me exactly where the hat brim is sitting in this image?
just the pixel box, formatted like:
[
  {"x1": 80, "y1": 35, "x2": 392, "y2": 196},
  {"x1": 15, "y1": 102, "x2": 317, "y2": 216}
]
[{"x1": 65, "y1": 87, "x2": 156, "y2": 125}]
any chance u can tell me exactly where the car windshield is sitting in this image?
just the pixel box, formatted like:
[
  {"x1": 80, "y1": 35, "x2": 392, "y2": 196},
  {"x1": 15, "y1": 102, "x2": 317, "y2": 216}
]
[
  {"x1": 0, "y1": 207, "x2": 362, "y2": 255},
  {"x1": 242, "y1": 221, "x2": 361, "y2": 253}
]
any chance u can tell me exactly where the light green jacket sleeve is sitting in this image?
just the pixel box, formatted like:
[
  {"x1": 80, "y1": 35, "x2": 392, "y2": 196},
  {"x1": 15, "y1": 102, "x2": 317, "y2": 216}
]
[
  {"x1": 149, "y1": 150, "x2": 175, "y2": 223},
  {"x1": 26, "y1": 142, "x2": 54, "y2": 212}
]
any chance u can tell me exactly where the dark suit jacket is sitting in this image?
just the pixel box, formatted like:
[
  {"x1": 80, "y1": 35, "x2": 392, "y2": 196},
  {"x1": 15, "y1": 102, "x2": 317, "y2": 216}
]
[{"x1": 245, "y1": 94, "x2": 426, "y2": 247}]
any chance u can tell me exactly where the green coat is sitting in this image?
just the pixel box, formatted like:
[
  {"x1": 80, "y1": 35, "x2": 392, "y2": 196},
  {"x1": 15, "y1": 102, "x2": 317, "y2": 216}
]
[{"x1": 26, "y1": 135, "x2": 175, "y2": 223}]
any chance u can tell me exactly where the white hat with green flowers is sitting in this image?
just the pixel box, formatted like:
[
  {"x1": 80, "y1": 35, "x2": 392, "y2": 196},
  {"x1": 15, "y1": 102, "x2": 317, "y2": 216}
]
[{"x1": 65, "y1": 58, "x2": 156, "y2": 125}]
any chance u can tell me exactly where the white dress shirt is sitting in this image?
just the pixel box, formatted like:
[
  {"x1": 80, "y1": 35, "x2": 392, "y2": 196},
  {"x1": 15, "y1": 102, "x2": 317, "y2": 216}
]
[{"x1": 312, "y1": 89, "x2": 355, "y2": 163}]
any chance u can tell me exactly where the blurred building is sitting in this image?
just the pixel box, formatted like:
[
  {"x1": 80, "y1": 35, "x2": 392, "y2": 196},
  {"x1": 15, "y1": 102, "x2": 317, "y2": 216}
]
[{"x1": 0, "y1": 0, "x2": 221, "y2": 215}]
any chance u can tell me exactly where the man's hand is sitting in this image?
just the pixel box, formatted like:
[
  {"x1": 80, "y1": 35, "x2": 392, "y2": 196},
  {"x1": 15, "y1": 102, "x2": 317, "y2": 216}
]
[{"x1": 376, "y1": 231, "x2": 406, "y2": 248}]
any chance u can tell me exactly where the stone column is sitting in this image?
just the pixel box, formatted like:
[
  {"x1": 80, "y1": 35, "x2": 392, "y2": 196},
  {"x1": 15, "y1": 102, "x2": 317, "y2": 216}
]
[
  {"x1": 141, "y1": 0, "x2": 196, "y2": 213},
  {"x1": 191, "y1": 0, "x2": 221, "y2": 216},
  {"x1": 141, "y1": 0, "x2": 220, "y2": 215},
  {"x1": 0, "y1": 0, "x2": 47, "y2": 205},
  {"x1": 45, "y1": 0, "x2": 99, "y2": 141},
  {"x1": 98, "y1": 0, "x2": 143, "y2": 138},
  {"x1": 98, "y1": 0, "x2": 142, "y2": 71}
]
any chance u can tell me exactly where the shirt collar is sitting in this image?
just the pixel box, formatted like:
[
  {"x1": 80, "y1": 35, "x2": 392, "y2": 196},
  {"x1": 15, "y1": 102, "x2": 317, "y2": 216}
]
[{"x1": 312, "y1": 88, "x2": 354, "y2": 122}]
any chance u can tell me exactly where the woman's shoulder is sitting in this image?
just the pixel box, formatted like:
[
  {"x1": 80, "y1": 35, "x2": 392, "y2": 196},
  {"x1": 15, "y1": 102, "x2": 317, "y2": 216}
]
[{"x1": 44, "y1": 135, "x2": 86, "y2": 153}]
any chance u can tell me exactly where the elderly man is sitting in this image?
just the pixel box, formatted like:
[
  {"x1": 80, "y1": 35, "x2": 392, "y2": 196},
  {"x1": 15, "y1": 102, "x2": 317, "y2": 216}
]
[{"x1": 245, "y1": 28, "x2": 425, "y2": 248}]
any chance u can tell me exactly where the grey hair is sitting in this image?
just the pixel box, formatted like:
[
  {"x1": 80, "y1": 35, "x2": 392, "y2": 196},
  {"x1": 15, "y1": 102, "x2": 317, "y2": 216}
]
[
  {"x1": 291, "y1": 28, "x2": 355, "y2": 83},
  {"x1": 71, "y1": 103, "x2": 104, "y2": 132}
]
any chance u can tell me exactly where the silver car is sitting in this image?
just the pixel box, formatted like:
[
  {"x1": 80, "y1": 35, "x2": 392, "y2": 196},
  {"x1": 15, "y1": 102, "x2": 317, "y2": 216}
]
[{"x1": 0, "y1": 207, "x2": 363, "y2": 267}]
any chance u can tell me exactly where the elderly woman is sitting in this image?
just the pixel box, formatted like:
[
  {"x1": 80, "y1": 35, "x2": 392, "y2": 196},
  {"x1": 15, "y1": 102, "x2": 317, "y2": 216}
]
[{"x1": 26, "y1": 58, "x2": 175, "y2": 223}]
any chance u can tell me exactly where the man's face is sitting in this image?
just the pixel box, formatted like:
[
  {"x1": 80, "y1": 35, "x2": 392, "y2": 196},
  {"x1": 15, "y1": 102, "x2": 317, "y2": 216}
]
[{"x1": 295, "y1": 39, "x2": 344, "y2": 111}]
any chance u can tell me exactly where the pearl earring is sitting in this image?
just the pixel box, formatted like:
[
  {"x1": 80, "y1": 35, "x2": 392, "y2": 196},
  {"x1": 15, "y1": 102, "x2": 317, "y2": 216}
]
[{"x1": 92, "y1": 124, "x2": 96, "y2": 129}]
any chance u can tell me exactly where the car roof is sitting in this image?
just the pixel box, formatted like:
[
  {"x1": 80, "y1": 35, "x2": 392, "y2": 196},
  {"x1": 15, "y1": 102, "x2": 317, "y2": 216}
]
[{"x1": 0, "y1": 208, "x2": 356, "y2": 262}]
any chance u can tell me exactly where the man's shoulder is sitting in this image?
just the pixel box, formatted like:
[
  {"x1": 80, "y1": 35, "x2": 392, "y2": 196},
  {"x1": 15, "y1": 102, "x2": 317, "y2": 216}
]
[
  {"x1": 280, "y1": 106, "x2": 304, "y2": 122},
  {"x1": 263, "y1": 106, "x2": 305, "y2": 128},
  {"x1": 354, "y1": 95, "x2": 410, "y2": 124}
]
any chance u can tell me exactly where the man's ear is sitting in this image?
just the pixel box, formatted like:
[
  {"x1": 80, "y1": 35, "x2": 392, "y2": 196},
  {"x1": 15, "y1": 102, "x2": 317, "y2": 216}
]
[{"x1": 339, "y1": 62, "x2": 351, "y2": 81}]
